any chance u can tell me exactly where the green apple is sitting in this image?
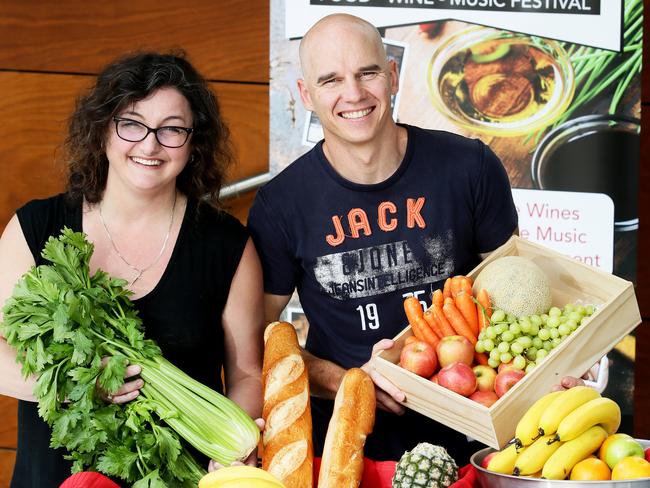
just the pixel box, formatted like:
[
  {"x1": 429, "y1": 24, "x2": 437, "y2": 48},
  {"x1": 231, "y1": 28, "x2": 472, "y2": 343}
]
[{"x1": 602, "y1": 436, "x2": 645, "y2": 469}]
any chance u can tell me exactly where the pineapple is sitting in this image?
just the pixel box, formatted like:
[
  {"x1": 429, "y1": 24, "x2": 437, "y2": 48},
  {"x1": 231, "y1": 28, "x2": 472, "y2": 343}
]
[{"x1": 392, "y1": 443, "x2": 459, "y2": 488}]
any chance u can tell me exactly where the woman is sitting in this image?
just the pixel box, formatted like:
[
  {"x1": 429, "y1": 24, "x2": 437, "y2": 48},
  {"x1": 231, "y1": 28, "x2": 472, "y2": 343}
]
[{"x1": 0, "y1": 52, "x2": 263, "y2": 486}]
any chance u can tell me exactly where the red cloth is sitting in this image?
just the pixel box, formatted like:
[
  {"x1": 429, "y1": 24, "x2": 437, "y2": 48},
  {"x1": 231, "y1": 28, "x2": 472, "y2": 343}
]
[
  {"x1": 59, "y1": 472, "x2": 120, "y2": 488},
  {"x1": 62, "y1": 461, "x2": 479, "y2": 487},
  {"x1": 451, "y1": 464, "x2": 479, "y2": 487},
  {"x1": 313, "y1": 458, "x2": 479, "y2": 487}
]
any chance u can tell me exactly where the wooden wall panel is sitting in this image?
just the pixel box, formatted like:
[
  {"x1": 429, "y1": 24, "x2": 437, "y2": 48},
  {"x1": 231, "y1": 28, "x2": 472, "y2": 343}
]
[
  {"x1": 0, "y1": 450, "x2": 16, "y2": 487},
  {"x1": 214, "y1": 83, "x2": 269, "y2": 184},
  {"x1": 0, "y1": 72, "x2": 82, "y2": 228},
  {"x1": 0, "y1": 72, "x2": 268, "y2": 229},
  {"x1": 0, "y1": 398, "x2": 17, "y2": 449},
  {"x1": 0, "y1": 0, "x2": 269, "y2": 83}
]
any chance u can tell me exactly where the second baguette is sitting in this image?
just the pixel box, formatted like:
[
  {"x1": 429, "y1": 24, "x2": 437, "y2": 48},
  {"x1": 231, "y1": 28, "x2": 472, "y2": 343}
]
[{"x1": 318, "y1": 368, "x2": 376, "y2": 488}]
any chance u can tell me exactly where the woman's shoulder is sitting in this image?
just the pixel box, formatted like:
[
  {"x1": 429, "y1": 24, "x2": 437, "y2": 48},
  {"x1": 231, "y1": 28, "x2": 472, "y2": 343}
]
[
  {"x1": 17, "y1": 193, "x2": 71, "y2": 216},
  {"x1": 15, "y1": 193, "x2": 82, "y2": 263}
]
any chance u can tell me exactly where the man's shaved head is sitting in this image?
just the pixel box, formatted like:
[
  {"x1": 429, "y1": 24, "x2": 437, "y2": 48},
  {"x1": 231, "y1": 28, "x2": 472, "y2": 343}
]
[{"x1": 299, "y1": 14, "x2": 387, "y2": 81}]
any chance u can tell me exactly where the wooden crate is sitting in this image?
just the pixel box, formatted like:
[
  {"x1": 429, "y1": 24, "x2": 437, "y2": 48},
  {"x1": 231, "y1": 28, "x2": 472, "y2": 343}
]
[{"x1": 373, "y1": 236, "x2": 641, "y2": 449}]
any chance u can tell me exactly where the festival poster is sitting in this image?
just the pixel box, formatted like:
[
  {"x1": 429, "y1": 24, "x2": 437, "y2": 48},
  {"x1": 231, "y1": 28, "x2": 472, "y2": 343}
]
[{"x1": 270, "y1": 0, "x2": 641, "y2": 432}]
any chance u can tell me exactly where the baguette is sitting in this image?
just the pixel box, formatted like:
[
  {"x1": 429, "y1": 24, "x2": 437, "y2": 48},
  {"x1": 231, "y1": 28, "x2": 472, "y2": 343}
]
[
  {"x1": 318, "y1": 368, "x2": 376, "y2": 488},
  {"x1": 262, "y1": 322, "x2": 313, "y2": 488}
]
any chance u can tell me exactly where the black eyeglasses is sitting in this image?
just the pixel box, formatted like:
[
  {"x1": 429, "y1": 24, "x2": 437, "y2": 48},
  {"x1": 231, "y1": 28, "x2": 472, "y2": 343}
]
[{"x1": 113, "y1": 116, "x2": 193, "y2": 148}]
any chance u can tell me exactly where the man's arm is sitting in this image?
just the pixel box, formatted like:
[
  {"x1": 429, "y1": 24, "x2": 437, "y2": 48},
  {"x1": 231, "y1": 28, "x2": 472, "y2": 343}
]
[
  {"x1": 264, "y1": 293, "x2": 345, "y2": 399},
  {"x1": 478, "y1": 227, "x2": 519, "y2": 261}
]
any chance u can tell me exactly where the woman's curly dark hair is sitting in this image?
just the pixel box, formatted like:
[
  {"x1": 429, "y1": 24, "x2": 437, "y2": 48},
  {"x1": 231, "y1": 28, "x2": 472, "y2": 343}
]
[{"x1": 64, "y1": 51, "x2": 233, "y2": 208}]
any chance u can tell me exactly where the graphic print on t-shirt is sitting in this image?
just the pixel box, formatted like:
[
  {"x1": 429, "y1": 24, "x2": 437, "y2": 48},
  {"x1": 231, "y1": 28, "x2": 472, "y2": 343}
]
[{"x1": 315, "y1": 217, "x2": 455, "y2": 300}]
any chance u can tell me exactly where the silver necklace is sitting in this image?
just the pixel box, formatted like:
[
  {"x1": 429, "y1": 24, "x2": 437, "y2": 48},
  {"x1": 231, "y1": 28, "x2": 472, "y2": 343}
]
[{"x1": 98, "y1": 192, "x2": 177, "y2": 286}]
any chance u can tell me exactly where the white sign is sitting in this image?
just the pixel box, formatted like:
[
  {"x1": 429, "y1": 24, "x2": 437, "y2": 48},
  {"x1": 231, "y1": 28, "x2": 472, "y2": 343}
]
[
  {"x1": 285, "y1": 0, "x2": 623, "y2": 51},
  {"x1": 512, "y1": 188, "x2": 614, "y2": 272}
]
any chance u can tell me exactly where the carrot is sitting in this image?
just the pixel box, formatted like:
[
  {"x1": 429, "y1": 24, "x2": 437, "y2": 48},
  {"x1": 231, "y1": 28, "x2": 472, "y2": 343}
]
[
  {"x1": 431, "y1": 303, "x2": 456, "y2": 337},
  {"x1": 442, "y1": 278, "x2": 452, "y2": 300},
  {"x1": 460, "y1": 278, "x2": 473, "y2": 296},
  {"x1": 423, "y1": 309, "x2": 444, "y2": 339},
  {"x1": 414, "y1": 316, "x2": 440, "y2": 348},
  {"x1": 474, "y1": 351, "x2": 490, "y2": 366},
  {"x1": 431, "y1": 289, "x2": 444, "y2": 309},
  {"x1": 455, "y1": 291, "x2": 479, "y2": 337},
  {"x1": 403, "y1": 296, "x2": 424, "y2": 325},
  {"x1": 442, "y1": 300, "x2": 477, "y2": 345},
  {"x1": 450, "y1": 276, "x2": 464, "y2": 298},
  {"x1": 476, "y1": 288, "x2": 492, "y2": 332}
]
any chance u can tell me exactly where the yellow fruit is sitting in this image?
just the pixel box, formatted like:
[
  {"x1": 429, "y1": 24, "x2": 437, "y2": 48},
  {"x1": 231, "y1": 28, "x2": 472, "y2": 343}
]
[
  {"x1": 486, "y1": 443, "x2": 521, "y2": 474},
  {"x1": 599, "y1": 433, "x2": 632, "y2": 462},
  {"x1": 570, "y1": 458, "x2": 611, "y2": 480},
  {"x1": 198, "y1": 466, "x2": 286, "y2": 488},
  {"x1": 611, "y1": 457, "x2": 650, "y2": 480},
  {"x1": 514, "y1": 390, "x2": 564, "y2": 448},
  {"x1": 541, "y1": 425, "x2": 608, "y2": 480}
]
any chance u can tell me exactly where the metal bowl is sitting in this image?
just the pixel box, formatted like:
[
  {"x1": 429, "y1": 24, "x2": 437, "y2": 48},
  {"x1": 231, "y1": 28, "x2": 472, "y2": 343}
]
[{"x1": 470, "y1": 440, "x2": 650, "y2": 487}]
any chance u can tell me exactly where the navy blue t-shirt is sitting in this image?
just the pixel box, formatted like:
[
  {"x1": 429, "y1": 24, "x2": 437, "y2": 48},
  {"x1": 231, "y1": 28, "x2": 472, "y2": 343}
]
[{"x1": 248, "y1": 124, "x2": 518, "y2": 462}]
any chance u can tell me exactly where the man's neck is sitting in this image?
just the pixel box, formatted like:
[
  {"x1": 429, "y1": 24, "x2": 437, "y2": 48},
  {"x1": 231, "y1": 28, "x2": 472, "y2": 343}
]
[{"x1": 322, "y1": 124, "x2": 408, "y2": 185}]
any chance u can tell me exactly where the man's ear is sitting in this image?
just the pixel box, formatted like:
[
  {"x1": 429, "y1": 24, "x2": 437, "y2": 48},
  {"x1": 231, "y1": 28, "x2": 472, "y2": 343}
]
[
  {"x1": 388, "y1": 59, "x2": 399, "y2": 95},
  {"x1": 297, "y1": 78, "x2": 315, "y2": 111}
]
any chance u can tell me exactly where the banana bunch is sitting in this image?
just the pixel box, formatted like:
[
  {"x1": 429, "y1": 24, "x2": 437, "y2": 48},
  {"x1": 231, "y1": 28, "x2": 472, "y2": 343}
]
[
  {"x1": 486, "y1": 387, "x2": 622, "y2": 479},
  {"x1": 542, "y1": 425, "x2": 608, "y2": 479},
  {"x1": 514, "y1": 386, "x2": 607, "y2": 447},
  {"x1": 199, "y1": 466, "x2": 286, "y2": 488}
]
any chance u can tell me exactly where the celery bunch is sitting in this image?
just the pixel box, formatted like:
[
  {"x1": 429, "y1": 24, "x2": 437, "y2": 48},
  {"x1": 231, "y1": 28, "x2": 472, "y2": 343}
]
[{"x1": 1, "y1": 228, "x2": 259, "y2": 487}]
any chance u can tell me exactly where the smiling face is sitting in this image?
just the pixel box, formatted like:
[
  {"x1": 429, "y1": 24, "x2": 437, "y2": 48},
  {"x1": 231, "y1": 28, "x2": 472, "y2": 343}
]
[
  {"x1": 297, "y1": 15, "x2": 398, "y2": 149},
  {"x1": 104, "y1": 86, "x2": 193, "y2": 195}
]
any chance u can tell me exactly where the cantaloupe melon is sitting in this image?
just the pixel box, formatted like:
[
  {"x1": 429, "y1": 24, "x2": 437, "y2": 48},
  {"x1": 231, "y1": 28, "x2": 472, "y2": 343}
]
[{"x1": 473, "y1": 256, "x2": 552, "y2": 317}]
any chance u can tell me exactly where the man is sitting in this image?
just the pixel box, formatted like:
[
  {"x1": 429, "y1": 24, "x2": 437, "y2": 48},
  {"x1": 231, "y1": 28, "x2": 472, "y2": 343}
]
[{"x1": 248, "y1": 13, "x2": 519, "y2": 462}]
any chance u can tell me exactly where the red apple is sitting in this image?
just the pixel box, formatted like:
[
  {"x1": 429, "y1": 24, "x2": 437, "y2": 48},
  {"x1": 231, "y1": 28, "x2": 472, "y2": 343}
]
[
  {"x1": 481, "y1": 451, "x2": 497, "y2": 469},
  {"x1": 436, "y1": 335, "x2": 474, "y2": 368},
  {"x1": 494, "y1": 369, "x2": 526, "y2": 398},
  {"x1": 470, "y1": 390, "x2": 499, "y2": 407},
  {"x1": 498, "y1": 361, "x2": 518, "y2": 374},
  {"x1": 645, "y1": 447, "x2": 650, "y2": 462},
  {"x1": 400, "y1": 340, "x2": 438, "y2": 378},
  {"x1": 473, "y1": 365, "x2": 498, "y2": 392},
  {"x1": 430, "y1": 373, "x2": 439, "y2": 384},
  {"x1": 438, "y1": 362, "x2": 477, "y2": 397}
]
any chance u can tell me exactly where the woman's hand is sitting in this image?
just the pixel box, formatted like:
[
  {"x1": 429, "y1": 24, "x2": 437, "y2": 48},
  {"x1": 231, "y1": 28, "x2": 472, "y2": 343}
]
[
  {"x1": 551, "y1": 375, "x2": 585, "y2": 392},
  {"x1": 207, "y1": 418, "x2": 265, "y2": 471},
  {"x1": 98, "y1": 362, "x2": 143, "y2": 404}
]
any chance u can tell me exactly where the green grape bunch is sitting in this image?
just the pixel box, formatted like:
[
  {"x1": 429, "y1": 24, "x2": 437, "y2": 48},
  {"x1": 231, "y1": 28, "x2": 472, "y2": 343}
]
[{"x1": 475, "y1": 303, "x2": 596, "y2": 373}]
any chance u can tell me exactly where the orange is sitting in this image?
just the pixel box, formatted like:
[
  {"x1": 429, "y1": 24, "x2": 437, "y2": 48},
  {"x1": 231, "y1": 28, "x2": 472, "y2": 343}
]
[
  {"x1": 599, "y1": 433, "x2": 633, "y2": 462},
  {"x1": 611, "y1": 457, "x2": 650, "y2": 480},
  {"x1": 570, "y1": 457, "x2": 611, "y2": 480}
]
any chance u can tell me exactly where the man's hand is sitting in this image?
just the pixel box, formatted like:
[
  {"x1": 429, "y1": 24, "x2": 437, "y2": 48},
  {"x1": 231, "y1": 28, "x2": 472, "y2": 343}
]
[{"x1": 361, "y1": 338, "x2": 406, "y2": 415}]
